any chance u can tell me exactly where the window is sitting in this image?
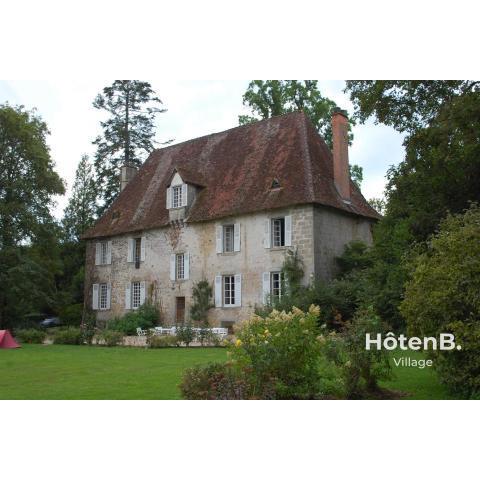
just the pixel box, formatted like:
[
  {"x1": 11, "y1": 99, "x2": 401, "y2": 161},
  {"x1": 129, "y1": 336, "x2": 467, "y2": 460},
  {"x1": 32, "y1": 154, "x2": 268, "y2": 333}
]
[
  {"x1": 223, "y1": 275, "x2": 235, "y2": 306},
  {"x1": 134, "y1": 238, "x2": 141, "y2": 268},
  {"x1": 176, "y1": 253, "x2": 185, "y2": 280},
  {"x1": 223, "y1": 225, "x2": 234, "y2": 253},
  {"x1": 132, "y1": 281, "x2": 141, "y2": 309},
  {"x1": 99, "y1": 283, "x2": 108, "y2": 309},
  {"x1": 272, "y1": 218, "x2": 285, "y2": 247},
  {"x1": 271, "y1": 272, "x2": 283, "y2": 299},
  {"x1": 100, "y1": 242, "x2": 108, "y2": 264},
  {"x1": 172, "y1": 185, "x2": 182, "y2": 208}
]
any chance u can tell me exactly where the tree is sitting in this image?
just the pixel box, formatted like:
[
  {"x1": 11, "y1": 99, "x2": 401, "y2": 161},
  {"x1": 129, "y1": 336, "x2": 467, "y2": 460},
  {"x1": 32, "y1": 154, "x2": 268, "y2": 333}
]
[
  {"x1": 93, "y1": 80, "x2": 168, "y2": 211},
  {"x1": 240, "y1": 80, "x2": 352, "y2": 148},
  {"x1": 401, "y1": 205, "x2": 480, "y2": 397},
  {"x1": 240, "y1": 80, "x2": 363, "y2": 185},
  {"x1": 0, "y1": 103, "x2": 65, "y2": 328},
  {"x1": 62, "y1": 154, "x2": 97, "y2": 241}
]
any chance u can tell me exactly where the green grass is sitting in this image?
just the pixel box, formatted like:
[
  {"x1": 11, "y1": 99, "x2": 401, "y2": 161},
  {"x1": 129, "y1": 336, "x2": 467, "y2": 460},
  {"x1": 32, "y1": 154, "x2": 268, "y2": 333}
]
[
  {"x1": 0, "y1": 344, "x2": 227, "y2": 399},
  {"x1": 0, "y1": 344, "x2": 452, "y2": 399},
  {"x1": 380, "y1": 350, "x2": 452, "y2": 399}
]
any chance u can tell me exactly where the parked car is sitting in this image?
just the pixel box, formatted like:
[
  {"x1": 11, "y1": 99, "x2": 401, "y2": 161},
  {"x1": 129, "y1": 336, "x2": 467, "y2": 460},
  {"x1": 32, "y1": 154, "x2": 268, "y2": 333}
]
[{"x1": 39, "y1": 317, "x2": 62, "y2": 328}]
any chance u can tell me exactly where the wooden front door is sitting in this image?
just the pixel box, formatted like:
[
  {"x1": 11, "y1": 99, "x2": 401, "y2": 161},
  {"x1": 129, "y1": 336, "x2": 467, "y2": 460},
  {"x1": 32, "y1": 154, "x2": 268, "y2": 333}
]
[{"x1": 176, "y1": 297, "x2": 185, "y2": 323}]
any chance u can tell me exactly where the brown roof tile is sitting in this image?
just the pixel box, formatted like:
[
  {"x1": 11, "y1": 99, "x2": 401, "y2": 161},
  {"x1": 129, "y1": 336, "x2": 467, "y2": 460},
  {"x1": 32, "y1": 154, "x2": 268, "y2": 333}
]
[{"x1": 83, "y1": 111, "x2": 380, "y2": 239}]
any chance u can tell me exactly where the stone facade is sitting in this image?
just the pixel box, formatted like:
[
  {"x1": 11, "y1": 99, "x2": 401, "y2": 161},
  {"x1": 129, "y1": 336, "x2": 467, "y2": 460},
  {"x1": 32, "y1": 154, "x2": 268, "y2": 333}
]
[{"x1": 85, "y1": 203, "x2": 374, "y2": 328}]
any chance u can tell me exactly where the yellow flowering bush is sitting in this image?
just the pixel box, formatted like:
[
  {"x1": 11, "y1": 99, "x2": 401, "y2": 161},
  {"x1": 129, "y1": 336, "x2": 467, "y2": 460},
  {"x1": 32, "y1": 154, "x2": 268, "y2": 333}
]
[{"x1": 230, "y1": 305, "x2": 323, "y2": 399}]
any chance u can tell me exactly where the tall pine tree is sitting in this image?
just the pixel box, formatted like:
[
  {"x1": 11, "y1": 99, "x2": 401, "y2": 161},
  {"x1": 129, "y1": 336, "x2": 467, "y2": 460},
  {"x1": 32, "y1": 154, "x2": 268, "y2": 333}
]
[
  {"x1": 62, "y1": 154, "x2": 97, "y2": 241},
  {"x1": 93, "y1": 80, "x2": 167, "y2": 211}
]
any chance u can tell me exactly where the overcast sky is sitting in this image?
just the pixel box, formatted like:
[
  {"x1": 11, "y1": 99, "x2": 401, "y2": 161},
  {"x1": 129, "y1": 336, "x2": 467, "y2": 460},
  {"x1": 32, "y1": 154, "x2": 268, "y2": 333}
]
[{"x1": 0, "y1": 80, "x2": 406, "y2": 218}]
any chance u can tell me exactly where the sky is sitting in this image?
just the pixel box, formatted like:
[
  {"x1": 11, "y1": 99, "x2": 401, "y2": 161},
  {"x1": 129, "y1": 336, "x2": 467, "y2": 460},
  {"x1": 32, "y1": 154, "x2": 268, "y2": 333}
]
[{"x1": 0, "y1": 80, "x2": 406, "y2": 218}]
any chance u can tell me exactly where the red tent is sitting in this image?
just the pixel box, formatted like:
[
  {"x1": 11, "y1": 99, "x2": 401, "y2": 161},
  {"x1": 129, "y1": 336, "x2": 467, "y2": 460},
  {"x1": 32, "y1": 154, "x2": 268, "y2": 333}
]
[{"x1": 0, "y1": 330, "x2": 20, "y2": 348}]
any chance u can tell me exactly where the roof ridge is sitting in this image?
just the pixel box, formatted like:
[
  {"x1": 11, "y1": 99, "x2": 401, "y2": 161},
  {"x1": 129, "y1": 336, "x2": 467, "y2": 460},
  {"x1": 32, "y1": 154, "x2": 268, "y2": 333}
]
[
  {"x1": 300, "y1": 113, "x2": 316, "y2": 201},
  {"x1": 152, "y1": 110, "x2": 308, "y2": 155}
]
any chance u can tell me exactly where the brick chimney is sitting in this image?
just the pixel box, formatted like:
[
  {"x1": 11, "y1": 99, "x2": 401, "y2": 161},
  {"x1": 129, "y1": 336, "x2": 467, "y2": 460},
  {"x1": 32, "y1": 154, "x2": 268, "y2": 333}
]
[
  {"x1": 331, "y1": 109, "x2": 350, "y2": 201},
  {"x1": 120, "y1": 163, "x2": 138, "y2": 191}
]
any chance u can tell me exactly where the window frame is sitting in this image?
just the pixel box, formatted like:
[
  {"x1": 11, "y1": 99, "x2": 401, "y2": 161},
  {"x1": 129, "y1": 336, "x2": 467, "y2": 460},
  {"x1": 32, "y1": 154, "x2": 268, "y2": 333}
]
[
  {"x1": 223, "y1": 275, "x2": 235, "y2": 307},
  {"x1": 100, "y1": 241, "x2": 108, "y2": 265},
  {"x1": 223, "y1": 224, "x2": 235, "y2": 253},
  {"x1": 176, "y1": 253, "x2": 185, "y2": 280},
  {"x1": 271, "y1": 217, "x2": 286, "y2": 247},
  {"x1": 99, "y1": 283, "x2": 108, "y2": 310},
  {"x1": 131, "y1": 281, "x2": 141, "y2": 309},
  {"x1": 270, "y1": 271, "x2": 283, "y2": 300},
  {"x1": 172, "y1": 185, "x2": 183, "y2": 208}
]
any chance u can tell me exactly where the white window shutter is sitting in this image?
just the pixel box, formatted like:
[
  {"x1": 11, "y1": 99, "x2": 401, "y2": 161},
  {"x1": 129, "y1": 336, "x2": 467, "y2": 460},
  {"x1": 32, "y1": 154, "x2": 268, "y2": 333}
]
[
  {"x1": 264, "y1": 219, "x2": 271, "y2": 248},
  {"x1": 106, "y1": 283, "x2": 111, "y2": 309},
  {"x1": 184, "y1": 253, "x2": 190, "y2": 279},
  {"x1": 107, "y1": 241, "x2": 112, "y2": 264},
  {"x1": 125, "y1": 283, "x2": 131, "y2": 310},
  {"x1": 166, "y1": 187, "x2": 172, "y2": 209},
  {"x1": 182, "y1": 184, "x2": 188, "y2": 207},
  {"x1": 214, "y1": 275, "x2": 222, "y2": 307},
  {"x1": 234, "y1": 223, "x2": 240, "y2": 252},
  {"x1": 140, "y1": 236, "x2": 146, "y2": 261},
  {"x1": 95, "y1": 243, "x2": 101, "y2": 265},
  {"x1": 285, "y1": 215, "x2": 292, "y2": 247},
  {"x1": 127, "y1": 238, "x2": 134, "y2": 263},
  {"x1": 262, "y1": 272, "x2": 271, "y2": 304},
  {"x1": 234, "y1": 274, "x2": 242, "y2": 307},
  {"x1": 140, "y1": 281, "x2": 146, "y2": 306},
  {"x1": 92, "y1": 284, "x2": 99, "y2": 310},
  {"x1": 170, "y1": 254, "x2": 176, "y2": 280},
  {"x1": 216, "y1": 225, "x2": 223, "y2": 253}
]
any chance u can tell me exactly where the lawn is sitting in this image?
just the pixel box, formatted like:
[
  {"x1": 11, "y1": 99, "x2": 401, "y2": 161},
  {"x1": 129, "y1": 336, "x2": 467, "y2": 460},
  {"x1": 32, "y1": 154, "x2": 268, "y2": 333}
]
[
  {"x1": 0, "y1": 344, "x2": 227, "y2": 400},
  {"x1": 0, "y1": 344, "x2": 451, "y2": 399}
]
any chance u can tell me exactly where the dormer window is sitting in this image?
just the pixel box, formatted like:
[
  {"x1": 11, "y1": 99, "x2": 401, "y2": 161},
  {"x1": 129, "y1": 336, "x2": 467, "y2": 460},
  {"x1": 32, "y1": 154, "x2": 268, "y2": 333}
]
[
  {"x1": 271, "y1": 178, "x2": 281, "y2": 189},
  {"x1": 166, "y1": 172, "x2": 188, "y2": 210},
  {"x1": 172, "y1": 185, "x2": 183, "y2": 208}
]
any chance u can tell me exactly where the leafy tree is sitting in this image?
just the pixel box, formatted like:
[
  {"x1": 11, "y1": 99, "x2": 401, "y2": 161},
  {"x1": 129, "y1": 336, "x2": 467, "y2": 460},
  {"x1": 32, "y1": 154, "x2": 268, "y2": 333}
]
[
  {"x1": 240, "y1": 80, "x2": 350, "y2": 148},
  {"x1": 401, "y1": 205, "x2": 480, "y2": 397},
  {"x1": 368, "y1": 197, "x2": 386, "y2": 215},
  {"x1": 62, "y1": 154, "x2": 97, "y2": 241},
  {"x1": 240, "y1": 80, "x2": 363, "y2": 187},
  {"x1": 93, "y1": 80, "x2": 168, "y2": 211},
  {"x1": 0, "y1": 103, "x2": 65, "y2": 328}
]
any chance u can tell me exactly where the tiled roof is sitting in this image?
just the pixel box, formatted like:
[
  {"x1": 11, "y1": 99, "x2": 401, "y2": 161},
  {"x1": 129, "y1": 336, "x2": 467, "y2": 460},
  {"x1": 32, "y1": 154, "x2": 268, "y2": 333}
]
[{"x1": 83, "y1": 111, "x2": 380, "y2": 239}]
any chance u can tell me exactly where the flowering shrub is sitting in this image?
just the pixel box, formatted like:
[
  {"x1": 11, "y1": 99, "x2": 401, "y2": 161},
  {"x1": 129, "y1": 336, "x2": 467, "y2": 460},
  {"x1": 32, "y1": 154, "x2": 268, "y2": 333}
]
[
  {"x1": 175, "y1": 323, "x2": 195, "y2": 346},
  {"x1": 231, "y1": 305, "x2": 323, "y2": 399}
]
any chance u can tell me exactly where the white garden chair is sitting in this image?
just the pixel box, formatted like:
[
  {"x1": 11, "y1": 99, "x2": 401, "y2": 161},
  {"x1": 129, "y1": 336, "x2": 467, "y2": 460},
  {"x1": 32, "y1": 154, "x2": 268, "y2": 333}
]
[{"x1": 136, "y1": 327, "x2": 148, "y2": 336}]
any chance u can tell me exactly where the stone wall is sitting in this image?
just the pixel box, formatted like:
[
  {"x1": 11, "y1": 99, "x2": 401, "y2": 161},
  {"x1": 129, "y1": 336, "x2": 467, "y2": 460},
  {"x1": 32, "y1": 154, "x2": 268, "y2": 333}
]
[{"x1": 85, "y1": 204, "x2": 374, "y2": 327}]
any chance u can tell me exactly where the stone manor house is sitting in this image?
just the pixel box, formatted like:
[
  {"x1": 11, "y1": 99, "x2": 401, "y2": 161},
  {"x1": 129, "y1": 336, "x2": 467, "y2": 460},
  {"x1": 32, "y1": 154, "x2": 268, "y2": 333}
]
[{"x1": 83, "y1": 110, "x2": 379, "y2": 329}]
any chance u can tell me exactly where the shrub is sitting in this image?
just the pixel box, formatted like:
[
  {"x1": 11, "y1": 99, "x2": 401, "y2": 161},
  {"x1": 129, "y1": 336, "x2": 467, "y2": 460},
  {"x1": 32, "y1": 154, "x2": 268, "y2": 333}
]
[
  {"x1": 401, "y1": 205, "x2": 480, "y2": 397},
  {"x1": 147, "y1": 335, "x2": 178, "y2": 348},
  {"x1": 81, "y1": 311, "x2": 97, "y2": 345},
  {"x1": 107, "y1": 303, "x2": 160, "y2": 335},
  {"x1": 231, "y1": 305, "x2": 323, "y2": 399},
  {"x1": 59, "y1": 303, "x2": 83, "y2": 326},
  {"x1": 53, "y1": 327, "x2": 83, "y2": 345},
  {"x1": 180, "y1": 362, "x2": 266, "y2": 399},
  {"x1": 175, "y1": 323, "x2": 195, "y2": 346},
  {"x1": 98, "y1": 329, "x2": 124, "y2": 347},
  {"x1": 190, "y1": 280, "x2": 213, "y2": 325},
  {"x1": 336, "y1": 307, "x2": 391, "y2": 398},
  {"x1": 197, "y1": 328, "x2": 221, "y2": 347},
  {"x1": 16, "y1": 328, "x2": 47, "y2": 344}
]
